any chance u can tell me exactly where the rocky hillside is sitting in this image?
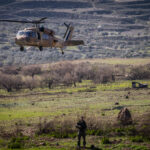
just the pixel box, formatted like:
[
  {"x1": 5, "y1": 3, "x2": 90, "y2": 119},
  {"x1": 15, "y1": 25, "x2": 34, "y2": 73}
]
[{"x1": 0, "y1": 0, "x2": 150, "y2": 66}]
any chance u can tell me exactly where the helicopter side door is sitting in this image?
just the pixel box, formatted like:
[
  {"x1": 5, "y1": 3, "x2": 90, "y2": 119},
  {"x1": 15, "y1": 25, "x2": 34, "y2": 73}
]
[
  {"x1": 25, "y1": 30, "x2": 39, "y2": 46},
  {"x1": 41, "y1": 33, "x2": 52, "y2": 47}
]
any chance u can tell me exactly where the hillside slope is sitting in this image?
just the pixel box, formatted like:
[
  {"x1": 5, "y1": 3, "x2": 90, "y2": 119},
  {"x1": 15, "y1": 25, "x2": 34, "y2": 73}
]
[{"x1": 0, "y1": 0, "x2": 150, "y2": 66}]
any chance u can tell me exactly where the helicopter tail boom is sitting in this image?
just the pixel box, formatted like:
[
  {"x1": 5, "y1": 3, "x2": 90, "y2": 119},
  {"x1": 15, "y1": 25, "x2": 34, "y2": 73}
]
[{"x1": 64, "y1": 40, "x2": 84, "y2": 46}]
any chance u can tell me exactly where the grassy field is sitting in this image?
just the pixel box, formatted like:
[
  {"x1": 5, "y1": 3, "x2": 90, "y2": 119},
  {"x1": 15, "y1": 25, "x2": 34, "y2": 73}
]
[
  {"x1": 0, "y1": 79, "x2": 150, "y2": 150},
  {"x1": 0, "y1": 58, "x2": 150, "y2": 149},
  {"x1": 72, "y1": 58, "x2": 150, "y2": 66}
]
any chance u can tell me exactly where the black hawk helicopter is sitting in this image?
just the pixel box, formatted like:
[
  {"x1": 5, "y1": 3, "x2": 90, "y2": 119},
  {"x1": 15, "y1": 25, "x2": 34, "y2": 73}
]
[{"x1": 0, "y1": 17, "x2": 84, "y2": 54}]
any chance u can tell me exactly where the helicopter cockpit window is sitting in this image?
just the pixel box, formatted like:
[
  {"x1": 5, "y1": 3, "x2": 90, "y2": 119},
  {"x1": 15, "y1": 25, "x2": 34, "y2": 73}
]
[
  {"x1": 17, "y1": 31, "x2": 36, "y2": 38},
  {"x1": 26, "y1": 31, "x2": 36, "y2": 38},
  {"x1": 16, "y1": 31, "x2": 25, "y2": 38},
  {"x1": 42, "y1": 33, "x2": 49, "y2": 40}
]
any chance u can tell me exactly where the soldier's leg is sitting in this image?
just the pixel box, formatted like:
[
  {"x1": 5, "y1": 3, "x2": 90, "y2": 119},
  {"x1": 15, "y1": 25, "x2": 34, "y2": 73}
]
[
  {"x1": 83, "y1": 134, "x2": 86, "y2": 147},
  {"x1": 78, "y1": 134, "x2": 81, "y2": 147}
]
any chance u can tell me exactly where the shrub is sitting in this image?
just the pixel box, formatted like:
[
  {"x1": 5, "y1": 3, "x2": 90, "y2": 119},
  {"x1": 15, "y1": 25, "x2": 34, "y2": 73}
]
[
  {"x1": 0, "y1": 74, "x2": 23, "y2": 92},
  {"x1": 12, "y1": 75, "x2": 23, "y2": 91},
  {"x1": 125, "y1": 126, "x2": 137, "y2": 136},
  {"x1": 48, "y1": 131, "x2": 77, "y2": 139},
  {"x1": 48, "y1": 62, "x2": 116, "y2": 87},
  {"x1": 50, "y1": 62, "x2": 78, "y2": 87},
  {"x1": 22, "y1": 66, "x2": 42, "y2": 78},
  {"x1": 87, "y1": 129, "x2": 103, "y2": 136},
  {"x1": 90, "y1": 64, "x2": 115, "y2": 84},
  {"x1": 41, "y1": 73, "x2": 54, "y2": 89},
  {"x1": 1, "y1": 66, "x2": 21, "y2": 75},
  {"x1": 101, "y1": 137, "x2": 111, "y2": 144},
  {"x1": 8, "y1": 136, "x2": 29, "y2": 149},
  {"x1": 129, "y1": 64, "x2": 150, "y2": 80},
  {"x1": 130, "y1": 136, "x2": 144, "y2": 142},
  {"x1": 62, "y1": 72, "x2": 77, "y2": 87},
  {"x1": 36, "y1": 117, "x2": 77, "y2": 139},
  {"x1": 114, "y1": 128, "x2": 125, "y2": 136},
  {"x1": 24, "y1": 77, "x2": 38, "y2": 90},
  {"x1": 8, "y1": 141, "x2": 22, "y2": 149}
]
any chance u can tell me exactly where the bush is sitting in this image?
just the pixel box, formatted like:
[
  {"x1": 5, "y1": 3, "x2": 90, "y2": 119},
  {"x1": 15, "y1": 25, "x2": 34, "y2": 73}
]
[
  {"x1": 8, "y1": 136, "x2": 29, "y2": 149},
  {"x1": 87, "y1": 129, "x2": 103, "y2": 136},
  {"x1": 130, "y1": 136, "x2": 144, "y2": 142},
  {"x1": 1, "y1": 66, "x2": 21, "y2": 75},
  {"x1": 0, "y1": 73, "x2": 23, "y2": 92},
  {"x1": 114, "y1": 128, "x2": 125, "y2": 136},
  {"x1": 48, "y1": 131, "x2": 77, "y2": 138},
  {"x1": 0, "y1": 61, "x2": 118, "y2": 90},
  {"x1": 8, "y1": 141, "x2": 22, "y2": 149},
  {"x1": 114, "y1": 126, "x2": 137, "y2": 136},
  {"x1": 129, "y1": 64, "x2": 150, "y2": 80},
  {"x1": 22, "y1": 66, "x2": 42, "y2": 78},
  {"x1": 89, "y1": 64, "x2": 115, "y2": 84},
  {"x1": 125, "y1": 126, "x2": 137, "y2": 136},
  {"x1": 101, "y1": 137, "x2": 111, "y2": 144},
  {"x1": 41, "y1": 73, "x2": 54, "y2": 89},
  {"x1": 50, "y1": 62, "x2": 78, "y2": 87},
  {"x1": 24, "y1": 77, "x2": 38, "y2": 90},
  {"x1": 36, "y1": 117, "x2": 77, "y2": 139}
]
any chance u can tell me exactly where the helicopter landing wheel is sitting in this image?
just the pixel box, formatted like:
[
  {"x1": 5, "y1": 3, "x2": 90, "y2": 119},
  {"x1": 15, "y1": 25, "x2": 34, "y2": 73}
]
[
  {"x1": 61, "y1": 49, "x2": 64, "y2": 55},
  {"x1": 20, "y1": 46, "x2": 24, "y2": 51},
  {"x1": 39, "y1": 46, "x2": 43, "y2": 51}
]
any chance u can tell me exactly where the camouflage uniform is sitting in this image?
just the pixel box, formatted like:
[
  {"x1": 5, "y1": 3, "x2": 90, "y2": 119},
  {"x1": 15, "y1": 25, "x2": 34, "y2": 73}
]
[{"x1": 76, "y1": 118, "x2": 87, "y2": 147}]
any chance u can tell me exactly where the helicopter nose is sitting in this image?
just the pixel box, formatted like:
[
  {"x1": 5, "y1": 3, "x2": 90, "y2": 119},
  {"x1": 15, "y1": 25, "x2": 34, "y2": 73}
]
[
  {"x1": 15, "y1": 37, "x2": 28, "y2": 45},
  {"x1": 17, "y1": 36, "x2": 30, "y2": 41}
]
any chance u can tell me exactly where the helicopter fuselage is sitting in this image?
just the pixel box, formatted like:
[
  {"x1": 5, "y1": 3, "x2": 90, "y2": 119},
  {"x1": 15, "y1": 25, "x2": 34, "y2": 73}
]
[
  {"x1": 0, "y1": 18, "x2": 84, "y2": 54},
  {"x1": 15, "y1": 27, "x2": 63, "y2": 48}
]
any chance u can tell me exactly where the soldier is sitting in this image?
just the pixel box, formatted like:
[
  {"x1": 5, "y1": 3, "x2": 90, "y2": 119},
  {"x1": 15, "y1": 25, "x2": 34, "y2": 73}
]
[{"x1": 76, "y1": 116, "x2": 87, "y2": 148}]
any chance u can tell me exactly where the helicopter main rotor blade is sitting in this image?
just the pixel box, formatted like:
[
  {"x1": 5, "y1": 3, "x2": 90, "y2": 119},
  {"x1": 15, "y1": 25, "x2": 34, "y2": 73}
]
[
  {"x1": 0, "y1": 17, "x2": 47, "y2": 24},
  {"x1": 0, "y1": 19, "x2": 40, "y2": 24},
  {"x1": 30, "y1": 17, "x2": 47, "y2": 24},
  {"x1": 0, "y1": 19, "x2": 31, "y2": 23},
  {"x1": 38, "y1": 17, "x2": 47, "y2": 22}
]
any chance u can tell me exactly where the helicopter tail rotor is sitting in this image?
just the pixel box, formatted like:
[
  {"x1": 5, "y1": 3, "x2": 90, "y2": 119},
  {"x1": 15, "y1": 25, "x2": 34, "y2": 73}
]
[{"x1": 63, "y1": 23, "x2": 74, "y2": 41}]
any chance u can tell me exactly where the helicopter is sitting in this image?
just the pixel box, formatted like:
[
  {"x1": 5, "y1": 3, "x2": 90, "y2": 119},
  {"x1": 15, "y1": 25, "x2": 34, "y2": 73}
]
[{"x1": 0, "y1": 17, "x2": 84, "y2": 54}]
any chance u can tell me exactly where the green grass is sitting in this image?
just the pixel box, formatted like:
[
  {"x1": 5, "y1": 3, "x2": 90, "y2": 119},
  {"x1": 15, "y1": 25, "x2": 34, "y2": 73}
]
[
  {"x1": 0, "y1": 80, "x2": 150, "y2": 123},
  {"x1": 111, "y1": 144, "x2": 149, "y2": 150},
  {"x1": 0, "y1": 79, "x2": 150, "y2": 150},
  {"x1": 1, "y1": 135, "x2": 150, "y2": 150},
  {"x1": 101, "y1": 137, "x2": 111, "y2": 144},
  {"x1": 130, "y1": 136, "x2": 144, "y2": 143},
  {"x1": 74, "y1": 58, "x2": 150, "y2": 66},
  {"x1": 0, "y1": 80, "x2": 149, "y2": 96},
  {"x1": 0, "y1": 147, "x2": 68, "y2": 150}
]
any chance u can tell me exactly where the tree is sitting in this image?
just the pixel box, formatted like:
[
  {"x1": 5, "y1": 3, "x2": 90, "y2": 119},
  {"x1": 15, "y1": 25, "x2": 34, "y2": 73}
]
[
  {"x1": 1, "y1": 66, "x2": 21, "y2": 75},
  {"x1": 0, "y1": 74, "x2": 23, "y2": 92},
  {"x1": 90, "y1": 64, "x2": 115, "y2": 84},
  {"x1": 63, "y1": 72, "x2": 77, "y2": 87},
  {"x1": 50, "y1": 62, "x2": 76, "y2": 86},
  {"x1": 129, "y1": 65, "x2": 150, "y2": 80},
  {"x1": 42, "y1": 73, "x2": 55, "y2": 89},
  {"x1": 22, "y1": 66, "x2": 42, "y2": 78},
  {"x1": 24, "y1": 76, "x2": 37, "y2": 90}
]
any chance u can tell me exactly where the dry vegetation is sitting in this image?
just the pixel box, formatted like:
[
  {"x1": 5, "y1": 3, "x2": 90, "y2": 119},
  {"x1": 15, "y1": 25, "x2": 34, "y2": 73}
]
[{"x1": 0, "y1": 59, "x2": 150, "y2": 92}]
